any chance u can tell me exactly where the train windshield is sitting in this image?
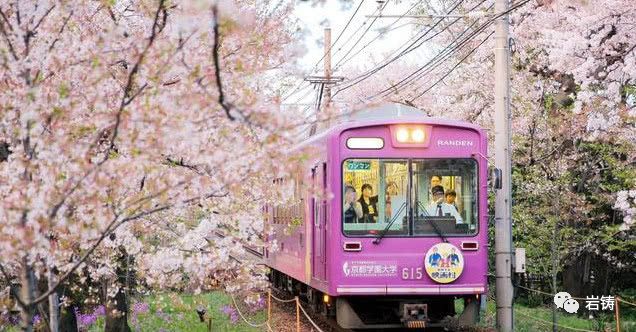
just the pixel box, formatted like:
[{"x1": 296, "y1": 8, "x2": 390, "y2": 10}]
[{"x1": 342, "y1": 159, "x2": 478, "y2": 237}]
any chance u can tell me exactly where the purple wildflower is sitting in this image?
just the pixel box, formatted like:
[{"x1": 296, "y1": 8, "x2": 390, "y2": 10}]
[
  {"x1": 94, "y1": 305, "x2": 106, "y2": 316},
  {"x1": 32, "y1": 314, "x2": 41, "y2": 325},
  {"x1": 73, "y1": 306, "x2": 100, "y2": 328},
  {"x1": 220, "y1": 305, "x2": 239, "y2": 324},
  {"x1": 155, "y1": 309, "x2": 172, "y2": 323},
  {"x1": 132, "y1": 302, "x2": 149, "y2": 314}
]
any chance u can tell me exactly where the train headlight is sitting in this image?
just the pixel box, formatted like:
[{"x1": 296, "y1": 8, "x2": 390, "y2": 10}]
[
  {"x1": 396, "y1": 128, "x2": 409, "y2": 142},
  {"x1": 411, "y1": 128, "x2": 425, "y2": 142}
]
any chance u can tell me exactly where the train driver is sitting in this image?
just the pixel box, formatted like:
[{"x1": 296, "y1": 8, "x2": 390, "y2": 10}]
[
  {"x1": 358, "y1": 183, "x2": 379, "y2": 223},
  {"x1": 343, "y1": 185, "x2": 363, "y2": 223},
  {"x1": 425, "y1": 185, "x2": 463, "y2": 223}
]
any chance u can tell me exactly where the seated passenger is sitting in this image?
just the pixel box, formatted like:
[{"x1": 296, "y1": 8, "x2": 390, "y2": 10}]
[
  {"x1": 358, "y1": 183, "x2": 378, "y2": 223},
  {"x1": 445, "y1": 190, "x2": 458, "y2": 209},
  {"x1": 343, "y1": 185, "x2": 363, "y2": 223},
  {"x1": 385, "y1": 181, "x2": 398, "y2": 220},
  {"x1": 424, "y1": 185, "x2": 463, "y2": 223}
]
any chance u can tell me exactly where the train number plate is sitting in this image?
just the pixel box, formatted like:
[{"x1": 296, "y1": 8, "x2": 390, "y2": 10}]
[{"x1": 401, "y1": 267, "x2": 424, "y2": 280}]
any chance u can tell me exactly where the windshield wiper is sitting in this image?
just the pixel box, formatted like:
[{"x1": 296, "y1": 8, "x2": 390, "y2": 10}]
[
  {"x1": 372, "y1": 202, "x2": 406, "y2": 245},
  {"x1": 416, "y1": 201, "x2": 448, "y2": 243}
]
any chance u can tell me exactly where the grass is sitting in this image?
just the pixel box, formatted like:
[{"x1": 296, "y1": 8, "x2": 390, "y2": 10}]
[
  {"x1": 88, "y1": 292, "x2": 266, "y2": 332},
  {"x1": 0, "y1": 292, "x2": 266, "y2": 332},
  {"x1": 4, "y1": 292, "x2": 635, "y2": 331},
  {"x1": 474, "y1": 298, "x2": 636, "y2": 332}
]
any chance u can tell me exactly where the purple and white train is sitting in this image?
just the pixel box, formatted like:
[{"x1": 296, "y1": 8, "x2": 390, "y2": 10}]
[{"x1": 265, "y1": 103, "x2": 488, "y2": 329}]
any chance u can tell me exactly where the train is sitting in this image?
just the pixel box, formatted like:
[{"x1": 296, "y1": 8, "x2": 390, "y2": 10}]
[{"x1": 264, "y1": 103, "x2": 488, "y2": 329}]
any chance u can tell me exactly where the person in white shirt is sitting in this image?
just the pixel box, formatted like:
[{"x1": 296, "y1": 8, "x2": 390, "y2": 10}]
[{"x1": 425, "y1": 185, "x2": 463, "y2": 223}]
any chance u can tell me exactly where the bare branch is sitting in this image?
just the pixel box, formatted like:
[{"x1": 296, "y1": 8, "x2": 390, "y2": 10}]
[
  {"x1": 32, "y1": 5, "x2": 55, "y2": 32},
  {"x1": 48, "y1": 0, "x2": 167, "y2": 222},
  {"x1": 0, "y1": 8, "x2": 18, "y2": 61},
  {"x1": 212, "y1": 5, "x2": 235, "y2": 121},
  {"x1": 109, "y1": 0, "x2": 167, "y2": 153},
  {"x1": 48, "y1": 10, "x2": 73, "y2": 52}
]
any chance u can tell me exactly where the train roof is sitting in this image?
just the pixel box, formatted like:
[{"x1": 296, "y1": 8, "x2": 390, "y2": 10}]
[{"x1": 294, "y1": 103, "x2": 484, "y2": 150}]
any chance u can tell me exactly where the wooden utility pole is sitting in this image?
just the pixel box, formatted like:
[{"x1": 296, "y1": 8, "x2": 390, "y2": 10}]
[
  {"x1": 307, "y1": 28, "x2": 344, "y2": 136},
  {"x1": 324, "y1": 28, "x2": 332, "y2": 108},
  {"x1": 494, "y1": 0, "x2": 514, "y2": 330}
]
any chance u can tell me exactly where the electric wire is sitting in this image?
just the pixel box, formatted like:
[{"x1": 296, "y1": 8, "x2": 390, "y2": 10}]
[
  {"x1": 334, "y1": 0, "x2": 467, "y2": 89},
  {"x1": 281, "y1": 0, "x2": 366, "y2": 103},
  {"x1": 408, "y1": 30, "x2": 493, "y2": 102},
  {"x1": 332, "y1": 0, "x2": 423, "y2": 71},
  {"x1": 341, "y1": 0, "x2": 530, "y2": 102},
  {"x1": 332, "y1": 0, "x2": 467, "y2": 98},
  {"x1": 368, "y1": 1, "x2": 491, "y2": 100},
  {"x1": 312, "y1": 0, "x2": 366, "y2": 72},
  {"x1": 406, "y1": 0, "x2": 531, "y2": 101}
]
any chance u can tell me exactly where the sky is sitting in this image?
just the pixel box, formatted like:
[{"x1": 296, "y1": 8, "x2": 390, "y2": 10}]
[{"x1": 285, "y1": 0, "x2": 430, "y2": 105}]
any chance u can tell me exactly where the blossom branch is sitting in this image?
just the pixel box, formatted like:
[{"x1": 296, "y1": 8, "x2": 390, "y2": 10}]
[
  {"x1": 212, "y1": 4, "x2": 235, "y2": 121},
  {"x1": 0, "y1": 262, "x2": 27, "y2": 309},
  {"x1": 32, "y1": 188, "x2": 228, "y2": 305}
]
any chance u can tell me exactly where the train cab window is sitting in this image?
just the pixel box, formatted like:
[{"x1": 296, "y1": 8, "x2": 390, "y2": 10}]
[
  {"x1": 342, "y1": 158, "x2": 478, "y2": 237},
  {"x1": 342, "y1": 159, "x2": 409, "y2": 236},
  {"x1": 411, "y1": 159, "x2": 478, "y2": 236}
]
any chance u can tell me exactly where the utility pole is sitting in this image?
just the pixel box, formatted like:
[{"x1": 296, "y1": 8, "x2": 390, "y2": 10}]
[
  {"x1": 306, "y1": 28, "x2": 344, "y2": 136},
  {"x1": 494, "y1": 0, "x2": 514, "y2": 330},
  {"x1": 323, "y1": 27, "x2": 332, "y2": 109}
]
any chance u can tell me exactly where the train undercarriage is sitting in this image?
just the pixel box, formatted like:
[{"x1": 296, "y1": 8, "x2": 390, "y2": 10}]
[{"x1": 269, "y1": 269, "x2": 481, "y2": 330}]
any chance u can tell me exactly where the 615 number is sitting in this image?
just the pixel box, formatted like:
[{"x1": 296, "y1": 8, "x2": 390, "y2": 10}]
[{"x1": 401, "y1": 267, "x2": 423, "y2": 280}]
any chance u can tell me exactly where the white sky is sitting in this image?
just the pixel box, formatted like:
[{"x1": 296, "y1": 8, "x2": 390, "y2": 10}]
[{"x1": 285, "y1": 0, "x2": 431, "y2": 105}]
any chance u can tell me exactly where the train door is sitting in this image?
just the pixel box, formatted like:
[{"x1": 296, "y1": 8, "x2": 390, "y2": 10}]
[{"x1": 312, "y1": 163, "x2": 327, "y2": 281}]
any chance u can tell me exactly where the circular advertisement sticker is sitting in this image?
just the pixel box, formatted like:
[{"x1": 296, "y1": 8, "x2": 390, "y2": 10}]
[{"x1": 424, "y1": 243, "x2": 464, "y2": 283}]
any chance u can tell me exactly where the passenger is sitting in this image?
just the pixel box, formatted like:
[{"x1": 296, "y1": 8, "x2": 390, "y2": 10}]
[
  {"x1": 343, "y1": 185, "x2": 363, "y2": 223},
  {"x1": 425, "y1": 185, "x2": 463, "y2": 223},
  {"x1": 430, "y1": 175, "x2": 442, "y2": 188},
  {"x1": 385, "y1": 181, "x2": 398, "y2": 221},
  {"x1": 358, "y1": 183, "x2": 378, "y2": 223},
  {"x1": 445, "y1": 190, "x2": 458, "y2": 209}
]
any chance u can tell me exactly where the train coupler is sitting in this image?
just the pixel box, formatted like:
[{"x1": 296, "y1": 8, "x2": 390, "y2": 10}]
[{"x1": 401, "y1": 303, "x2": 428, "y2": 328}]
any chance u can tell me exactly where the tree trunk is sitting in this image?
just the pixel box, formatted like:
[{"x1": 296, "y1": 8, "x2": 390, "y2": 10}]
[
  {"x1": 104, "y1": 250, "x2": 133, "y2": 332},
  {"x1": 48, "y1": 270, "x2": 59, "y2": 332},
  {"x1": 20, "y1": 262, "x2": 36, "y2": 332},
  {"x1": 104, "y1": 286, "x2": 131, "y2": 332}
]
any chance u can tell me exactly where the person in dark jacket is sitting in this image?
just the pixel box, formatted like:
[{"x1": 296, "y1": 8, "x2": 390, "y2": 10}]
[
  {"x1": 343, "y1": 185, "x2": 363, "y2": 223},
  {"x1": 358, "y1": 183, "x2": 378, "y2": 223}
]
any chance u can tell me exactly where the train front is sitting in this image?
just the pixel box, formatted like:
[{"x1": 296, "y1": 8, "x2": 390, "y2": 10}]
[{"x1": 330, "y1": 114, "x2": 488, "y2": 329}]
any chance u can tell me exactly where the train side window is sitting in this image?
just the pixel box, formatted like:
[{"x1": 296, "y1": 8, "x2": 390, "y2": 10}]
[{"x1": 342, "y1": 159, "x2": 408, "y2": 236}]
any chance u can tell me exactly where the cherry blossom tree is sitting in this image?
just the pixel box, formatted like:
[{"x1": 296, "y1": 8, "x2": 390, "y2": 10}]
[
  {"x1": 0, "y1": 0, "x2": 303, "y2": 330},
  {"x1": 334, "y1": 0, "x2": 635, "y2": 292}
]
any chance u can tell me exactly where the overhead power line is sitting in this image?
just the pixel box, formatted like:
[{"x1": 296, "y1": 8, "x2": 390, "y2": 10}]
[
  {"x1": 341, "y1": 0, "x2": 531, "y2": 102},
  {"x1": 367, "y1": 1, "x2": 492, "y2": 100},
  {"x1": 409, "y1": 30, "x2": 494, "y2": 102},
  {"x1": 311, "y1": 0, "x2": 366, "y2": 73},
  {"x1": 331, "y1": 0, "x2": 468, "y2": 98},
  {"x1": 281, "y1": 0, "x2": 366, "y2": 103},
  {"x1": 331, "y1": 0, "x2": 390, "y2": 71},
  {"x1": 406, "y1": 0, "x2": 532, "y2": 101},
  {"x1": 332, "y1": 0, "x2": 424, "y2": 71}
]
